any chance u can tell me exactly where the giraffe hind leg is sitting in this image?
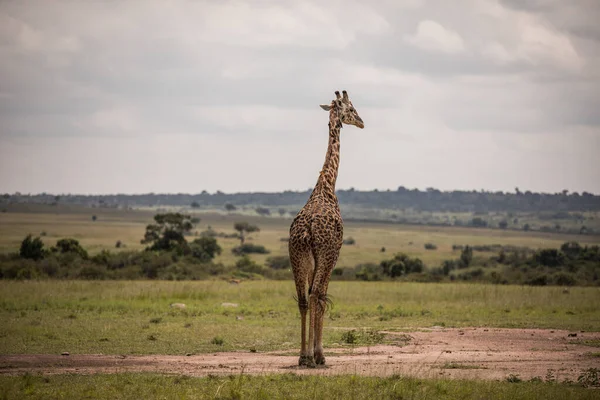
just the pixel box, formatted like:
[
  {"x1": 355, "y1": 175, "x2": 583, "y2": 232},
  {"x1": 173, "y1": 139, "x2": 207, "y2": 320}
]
[
  {"x1": 311, "y1": 249, "x2": 339, "y2": 366},
  {"x1": 292, "y1": 250, "x2": 315, "y2": 367}
]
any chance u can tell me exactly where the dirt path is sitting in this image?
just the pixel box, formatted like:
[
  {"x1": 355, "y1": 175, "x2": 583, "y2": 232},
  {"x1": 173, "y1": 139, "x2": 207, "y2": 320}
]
[{"x1": 2, "y1": 328, "x2": 599, "y2": 381}]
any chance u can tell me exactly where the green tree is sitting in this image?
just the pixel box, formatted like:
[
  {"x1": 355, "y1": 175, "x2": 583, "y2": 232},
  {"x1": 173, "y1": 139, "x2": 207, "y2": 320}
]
[
  {"x1": 233, "y1": 222, "x2": 260, "y2": 245},
  {"x1": 141, "y1": 213, "x2": 193, "y2": 252},
  {"x1": 19, "y1": 235, "x2": 46, "y2": 261},
  {"x1": 460, "y1": 245, "x2": 473, "y2": 268},
  {"x1": 380, "y1": 253, "x2": 423, "y2": 278},
  {"x1": 54, "y1": 238, "x2": 89, "y2": 259},
  {"x1": 224, "y1": 203, "x2": 237, "y2": 212},
  {"x1": 498, "y1": 220, "x2": 508, "y2": 229},
  {"x1": 189, "y1": 237, "x2": 221, "y2": 262},
  {"x1": 190, "y1": 201, "x2": 200, "y2": 208},
  {"x1": 255, "y1": 207, "x2": 270, "y2": 216}
]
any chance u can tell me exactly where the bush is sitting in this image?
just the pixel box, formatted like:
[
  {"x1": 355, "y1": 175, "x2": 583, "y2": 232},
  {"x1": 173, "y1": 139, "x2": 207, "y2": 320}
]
[
  {"x1": 235, "y1": 256, "x2": 264, "y2": 274},
  {"x1": 78, "y1": 264, "x2": 108, "y2": 280},
  {"x1": 554, "y1": 272, "x2": 576, "y2": 286},
  {"x1": 255, "y1": 207, "x2": 270, "y2": 216},
  {"x1": 266, "y1": 255, "x2": 290, "y2": 270},
  {"x1": 460, "y1": 246, "x2": 473, "y2": 268},
  {"x1": 343, "y1": 237, "x2": 356, "y2": 245},
  {"x1": 189, "y1": 237, "x2": 222, "y2": 262},
  {"x1": 54, "y1": 238, "x2": 88, "y2": 259},
  {"x1": 534, "y1": 249, "x2": 565, "y2": 268},
  {"x1": 424, "y1": 243, "x2": 437, "y2": 250},
  {"x1": 20, "y1": 235, "x2": 46, "y2": 261},
  {"x1": 380, "y1": 253, "x2": 424, "y2": 278},
  {"x1": 232, "y1": 244, "x2": 269, "y2": 256},
  {"x1": 470, "y1": 217, "x2": 488, "y2": 227},
  {"x1": 525, "y1": 274, "x2": 548, "y2": 286},
  {"x1": 355, "y1": 263, "x2": 381, "y2": 281}
]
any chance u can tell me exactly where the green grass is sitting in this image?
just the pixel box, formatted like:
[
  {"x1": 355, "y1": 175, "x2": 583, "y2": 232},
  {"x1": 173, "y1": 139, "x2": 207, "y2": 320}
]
[
  {"x1": 0, "y1": 373, "x2": 597, "y2": 400},
  {"x1": 1, "y1": 281, "x2": 599, "y2": 355}
]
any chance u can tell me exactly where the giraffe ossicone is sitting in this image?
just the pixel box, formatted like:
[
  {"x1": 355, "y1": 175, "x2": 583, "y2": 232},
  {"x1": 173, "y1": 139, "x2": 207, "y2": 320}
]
[{"x1": 289, "y1": 90, "x2": 364, "y2": 368}]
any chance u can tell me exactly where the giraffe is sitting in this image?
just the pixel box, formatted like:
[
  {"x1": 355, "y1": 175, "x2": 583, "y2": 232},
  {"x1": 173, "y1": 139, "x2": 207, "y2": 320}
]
[{"x1": 289, "y1": 90, "x2": 364, "y2": 368}]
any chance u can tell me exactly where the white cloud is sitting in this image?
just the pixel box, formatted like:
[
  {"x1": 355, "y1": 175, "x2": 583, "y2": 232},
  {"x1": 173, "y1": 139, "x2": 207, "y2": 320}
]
[
  {"x1": 404, "y1": 20, "x2": 466, "y2": 54},
  {"x1": 475, "y1": 2, "x2": 584, "y2": 71}
]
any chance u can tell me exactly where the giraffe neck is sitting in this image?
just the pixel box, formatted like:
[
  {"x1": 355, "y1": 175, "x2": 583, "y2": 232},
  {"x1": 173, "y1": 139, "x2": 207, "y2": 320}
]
[{"x1": 312, "y1": 109, "x2": 342, "y2": 201}]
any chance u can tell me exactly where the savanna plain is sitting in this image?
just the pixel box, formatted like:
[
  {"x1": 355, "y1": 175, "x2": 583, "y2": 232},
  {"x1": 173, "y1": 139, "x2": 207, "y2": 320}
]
[{"x1": 1, "y1": 206, "x2": 599, "y2": 399}]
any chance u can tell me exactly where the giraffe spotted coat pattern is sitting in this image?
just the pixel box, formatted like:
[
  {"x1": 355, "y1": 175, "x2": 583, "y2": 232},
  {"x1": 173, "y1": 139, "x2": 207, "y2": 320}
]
[{"x1": 289, "y1": 90, "x2": 364, "y2": 367}]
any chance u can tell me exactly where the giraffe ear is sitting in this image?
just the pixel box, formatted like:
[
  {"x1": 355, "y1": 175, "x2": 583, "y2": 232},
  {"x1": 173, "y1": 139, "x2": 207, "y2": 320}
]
[{"x1": 319, "y1": 104, "x2": 332, "y2": 111}]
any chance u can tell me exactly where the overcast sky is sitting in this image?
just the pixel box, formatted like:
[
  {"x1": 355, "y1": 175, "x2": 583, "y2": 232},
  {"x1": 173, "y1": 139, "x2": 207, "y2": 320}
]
[{"x1": 1, "y1": 0, "x2": 599, "y2": 195}]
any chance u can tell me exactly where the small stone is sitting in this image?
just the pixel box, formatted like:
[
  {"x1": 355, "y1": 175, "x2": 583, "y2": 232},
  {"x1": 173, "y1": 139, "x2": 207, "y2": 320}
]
[
  {"x1": 170, "y1": 303, "x2": 186, "y2": 309},
  {"x1": 221, "y1": 303, "x2": 239, "y2": 308},
  {"x1": 236, "y1": 315, "x2": 244, "y2": 320},
  {"x1": 61, "y1": 352, "x2": 70, "y2": 356}
]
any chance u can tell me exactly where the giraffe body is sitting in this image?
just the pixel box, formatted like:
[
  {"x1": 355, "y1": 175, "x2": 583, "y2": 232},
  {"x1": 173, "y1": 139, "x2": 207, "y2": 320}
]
[{"x1": 289, "y1": 90, "x2": 364, "y2": 367}]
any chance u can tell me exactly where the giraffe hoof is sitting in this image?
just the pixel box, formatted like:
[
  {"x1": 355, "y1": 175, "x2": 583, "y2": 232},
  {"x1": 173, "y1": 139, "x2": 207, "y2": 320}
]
[
  {"x1": 299, "y1": 355, "x2": 316, "y2": 368},
  {"x1": 315, "y1": 355, "x2": 326, "y2": 365}
]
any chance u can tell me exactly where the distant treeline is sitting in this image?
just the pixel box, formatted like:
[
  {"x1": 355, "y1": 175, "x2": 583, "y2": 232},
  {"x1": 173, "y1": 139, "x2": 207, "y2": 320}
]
[{"x1": 3, "y1": 187, "x2": 600, "y2": 212}]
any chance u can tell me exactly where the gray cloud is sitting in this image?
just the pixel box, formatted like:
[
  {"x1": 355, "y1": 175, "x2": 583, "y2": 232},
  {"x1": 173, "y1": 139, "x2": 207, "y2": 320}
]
[{"x1": 0, "y1": 0, "x2": 598, "y2": 194}]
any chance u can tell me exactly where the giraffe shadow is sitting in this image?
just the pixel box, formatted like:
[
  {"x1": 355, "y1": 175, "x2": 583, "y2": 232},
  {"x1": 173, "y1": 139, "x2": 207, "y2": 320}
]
[{"x1": 281, "y1": 364, "x2": 330, "y2": 370}]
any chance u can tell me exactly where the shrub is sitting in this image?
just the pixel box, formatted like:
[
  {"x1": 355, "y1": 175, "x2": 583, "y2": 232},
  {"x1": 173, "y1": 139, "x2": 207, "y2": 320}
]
[
  {"x1": 54, "y1": 238, "x2": 89, "y2": 259},
  {"x1": 235, "y1": 256, "x2": 264, "y2": 274},
  {"x1": 355, "y1": 263, "x2": 381, "y2": 281},
  {"x1": 77, "y1": 264, "x2": 108, "y2": 280},
  {"x1": 255, "y1": 207, "x2": 270, "y2": 216},
  {"x1": 232, "y1": 244, "x2": 269, "y2": 256},
  {"x1": 424, "y1": 243, "x2": 437, "y2": 250},
  {"x1": 266, "y1": 255, "x2": 290, "y2": 270},
  {"x1": 19, "y1": 235, "x2": 46, "y2": 261},
  {"x1": 189, "y1": 237, "x2": 222, "y2": 262},
  {"x1": 459, "y1": 246, "x2": 473, "y2": 268},
  {"x1": 380, "y1": 253, "x2": 424, "y2": 278},
  {"x1": 470, "y1": 217, "x2": 488, "y2": 227},
  {"x1": 525, "y1": 274, "x2": 548, "y2": 286},
  {"x1": 343, "y1": 237, "x2": 356, "y2": 245},
  {"x1": 534, "y1": 249, "x2": 565, "y2": 268},
  {"x1": 554, "y1": 272, "x2": 576, "y2": 286}
]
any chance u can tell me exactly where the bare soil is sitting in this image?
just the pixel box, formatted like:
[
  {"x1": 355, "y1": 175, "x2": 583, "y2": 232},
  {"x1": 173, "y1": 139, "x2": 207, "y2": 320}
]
[{"x1": 2, "y1": 328, "x2": 599, "y2": 381}]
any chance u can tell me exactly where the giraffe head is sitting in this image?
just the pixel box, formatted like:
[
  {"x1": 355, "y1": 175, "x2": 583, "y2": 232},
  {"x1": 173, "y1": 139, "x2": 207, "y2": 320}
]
[{"x1": 319, "y1": 90, "x2": 364, "y2": 129}]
